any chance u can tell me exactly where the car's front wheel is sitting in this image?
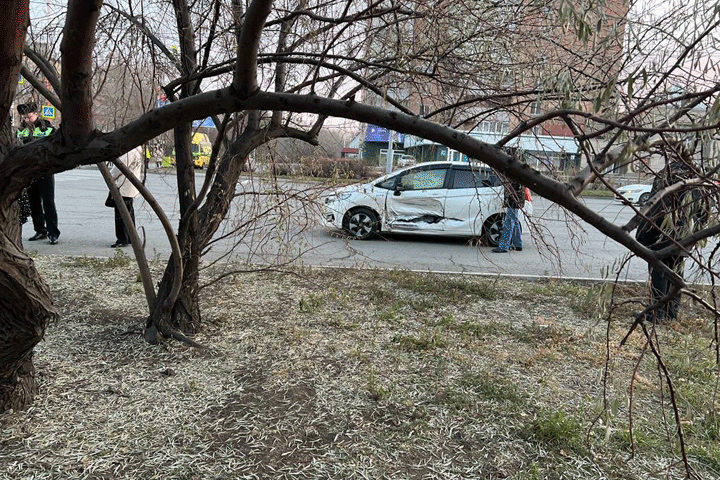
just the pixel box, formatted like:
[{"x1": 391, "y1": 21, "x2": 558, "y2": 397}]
[
  {"x1": 638, "y1": 192, "x2": 651, "y2": 205},
  {"x1": 482, "y1": 214, "x2": 504, "y2": 247},
  {"x1": 343, "y1": 207, "x2": 379, "y2": 240}
]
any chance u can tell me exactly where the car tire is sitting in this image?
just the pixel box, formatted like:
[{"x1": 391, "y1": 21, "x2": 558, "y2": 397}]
[
  {"x1": 483, "y1": 214, "x2": 504, "y2": 247},
  {"x1": 638, "y1": 192, "x2": 651, "y2": 205},
  {"x1": 343, "y1": 207, "x2": 379, "y2": 240}
]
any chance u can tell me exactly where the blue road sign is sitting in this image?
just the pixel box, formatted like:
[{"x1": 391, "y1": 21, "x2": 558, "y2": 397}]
[
  {"x1": 192, "y1": 117, "x2": 215, "y2": 128},
  {"x1": 42, "y1": 105, "x2": 55, "y2": 119},
  {"x1": 157, "y1": 98, "x2": 214, "y2": 128}
]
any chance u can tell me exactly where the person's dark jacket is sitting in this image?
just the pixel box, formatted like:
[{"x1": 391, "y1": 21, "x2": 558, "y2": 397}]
[
  {"x1": 636, "y1": 162, "x2": 709, "y2": 253},
  {"x1": 503, "y1": 182, "x2": 525, "y2": 209}
]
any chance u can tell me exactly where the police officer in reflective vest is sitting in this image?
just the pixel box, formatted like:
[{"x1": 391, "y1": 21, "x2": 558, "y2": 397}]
[{"x1": 17, "y1": 102, "x2": 60, "y2": 244}]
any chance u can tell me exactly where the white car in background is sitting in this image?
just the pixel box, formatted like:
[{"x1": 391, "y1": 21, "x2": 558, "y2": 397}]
[
  {"x1": 321, "y1": 161, "x2": 529, "y2": 246},
  {"x1": 615, "y1": 183, "x2": 653, "y2": 205}
]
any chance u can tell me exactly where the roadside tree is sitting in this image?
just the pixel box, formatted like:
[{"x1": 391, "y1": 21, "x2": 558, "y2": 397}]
[{"x1": 2, "y1": 3, "x2": 720, "y2": 474}]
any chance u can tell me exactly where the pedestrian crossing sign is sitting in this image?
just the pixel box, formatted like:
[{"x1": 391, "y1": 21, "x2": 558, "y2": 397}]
[{"x1": 42, "y1": 105, "x2": 55, "y2": 119}]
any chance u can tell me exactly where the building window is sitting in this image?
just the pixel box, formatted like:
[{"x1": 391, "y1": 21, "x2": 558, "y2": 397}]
[
  {"x1": 530, "y1": 100, "x2": 542, "y2": 116},
  {"x1": 479, "y1": 120, "x2": 510, "y2": 134}
]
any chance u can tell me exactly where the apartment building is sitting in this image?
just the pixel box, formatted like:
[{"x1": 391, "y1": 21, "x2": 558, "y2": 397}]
[{"x1": 361, "y1": 0, "x2": 630, "y2": 173}]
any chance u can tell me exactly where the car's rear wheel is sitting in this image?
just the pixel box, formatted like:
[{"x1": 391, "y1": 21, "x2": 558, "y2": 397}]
[
  {"x1": 638, "y1": 192, "x2": 651, "y2": 205},
  {"x1": 343, "y1": 207, "x2": 379, "y2": 240},
  {"x1": 482, "y1": 214, "x2": 504, "y2": 247}
]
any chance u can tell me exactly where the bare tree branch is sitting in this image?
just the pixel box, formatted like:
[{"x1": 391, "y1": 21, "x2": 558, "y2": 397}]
[{"x1": 61, "y1": 0, "x2": 102, "y2": 141}]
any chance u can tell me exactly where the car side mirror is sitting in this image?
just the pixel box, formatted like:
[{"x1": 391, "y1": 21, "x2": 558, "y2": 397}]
[{"x1": 394, "y1": 185, "x2": 405, "y2": 196}]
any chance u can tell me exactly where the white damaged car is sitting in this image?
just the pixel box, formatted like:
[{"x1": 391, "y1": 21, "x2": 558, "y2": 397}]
[
  {"x1": 321, "y1": 161, "x2": 522, "y2": 246},
  {"x1": 615, "y1": 183, "x2": 653, "y2": 205}
]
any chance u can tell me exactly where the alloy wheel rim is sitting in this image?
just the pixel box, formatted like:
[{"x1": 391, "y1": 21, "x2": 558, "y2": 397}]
[{"x1": 349, "y1": 213, "x2": 372, "y2": 237}]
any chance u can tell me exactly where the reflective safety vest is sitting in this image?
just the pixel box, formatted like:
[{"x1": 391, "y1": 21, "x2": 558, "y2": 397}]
[
  {"x1": 17, "y1": 123, "x2": 54, "y2": 143},
  {"x1": 33, "y1": 125, "x2": 54, "y2": 137}
]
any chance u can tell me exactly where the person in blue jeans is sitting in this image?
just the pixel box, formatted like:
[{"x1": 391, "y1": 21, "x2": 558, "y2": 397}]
[{"x1": 492, "y1": 181, "x2": 525, "y2": 253}]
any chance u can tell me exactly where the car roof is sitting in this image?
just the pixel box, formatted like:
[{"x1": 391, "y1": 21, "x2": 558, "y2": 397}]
[
  {"x1": 368, "y1": 161, "x2": 495, "y2": 184},
  {"x1": 396, "y1": 161, "x2": 494, "y2": 170}
]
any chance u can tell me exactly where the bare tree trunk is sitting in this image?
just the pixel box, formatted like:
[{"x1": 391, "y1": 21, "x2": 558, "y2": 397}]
[
  {"x1": 148, "y1": 128, "x2": 257, "y2": 335},
  {"x1": 0, "y1": 120, "x2": 59, "y2": 412},
  {"x1": 148, "y1": 120, "x2": 318, "y2": 337},
  {"x1": 144, "y1": 0, "x2": 204, "y2": 337},
  {"x1": 0, "y1": 246, "x2": 58, "y2": 412},
  {"x1": 146, "y1": 123, "x2": 202, "y2": 335},
  {"x1": 151, "y1": 250, "x2": 200, "y2": 334}
]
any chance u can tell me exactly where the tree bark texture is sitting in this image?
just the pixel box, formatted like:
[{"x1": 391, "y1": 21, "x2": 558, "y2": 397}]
[
  {"x1": 146, "y1": 123, "x2": 202, "y2": 335},
  {"x1": 0, "y1": 0, "x2": 29, "y2": 121},
  {"x1": 151, "y1": 251, "x2": 201, "y2": 335},
  {"x1": 0, "y1": 121, "x2": 59, "y2": 412},
  {"x1": 60, "y1": 0, "x2": 101, "y2": 142},
  {"x1": 149, "y1": 124, "x2": 290, "y2": 337}
]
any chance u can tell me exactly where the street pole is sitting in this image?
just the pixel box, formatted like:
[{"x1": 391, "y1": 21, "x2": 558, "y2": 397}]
[{"x1": 386, "y1": 130, "x2": 394, "y2": 174}]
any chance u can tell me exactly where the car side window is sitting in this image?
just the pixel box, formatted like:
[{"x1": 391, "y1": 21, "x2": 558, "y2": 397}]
[
  {"x1": 376, "y1": 176, "x2": 397, "y2": 190},
  {"x1": 399, "y1": 168, "x2": 447, "y2": 191},
  {"x1": 452, "y1": 168, "x2": 501, "y2": 189},
  {"x1": 485, "y1": 170, "x2": 502, "y2": 187},
  {"x1": 452, "y1": 169, "x2": 478, "y2": 189}
]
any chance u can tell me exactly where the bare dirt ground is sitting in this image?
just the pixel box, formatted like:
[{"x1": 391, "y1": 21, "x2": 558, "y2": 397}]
[{"x1": 1, "y1": 253, "x2": 718, "y2": 479}]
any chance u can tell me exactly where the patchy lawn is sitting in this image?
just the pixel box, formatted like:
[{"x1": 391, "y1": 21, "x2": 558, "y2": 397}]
[{"x1": 1, "y1": 253, "x2": 718, "y2": 479}]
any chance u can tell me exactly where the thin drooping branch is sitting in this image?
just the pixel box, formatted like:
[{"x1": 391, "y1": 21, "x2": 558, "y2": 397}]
[
  {"x1": 97, "y1": 161, "x2": 157, "y2": 311},
  {"x1": 105, "y1": 4, "x2": 183, "y2": 74},
  {"x1": 641, "y1": 323, "x2": 695, "y2": 475}
]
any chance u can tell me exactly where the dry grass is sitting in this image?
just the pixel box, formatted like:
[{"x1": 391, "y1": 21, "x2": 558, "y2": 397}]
[{"x1": 1, "y1": 253, "x2": 719, "y2": 479}]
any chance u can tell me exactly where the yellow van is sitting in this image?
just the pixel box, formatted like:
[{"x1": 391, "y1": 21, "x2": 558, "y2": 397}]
[{"x1": 192, "y1": 133, "x2": 212, "y2": 169}]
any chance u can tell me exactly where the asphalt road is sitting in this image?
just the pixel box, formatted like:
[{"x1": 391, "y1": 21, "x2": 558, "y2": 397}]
[{"x1": 22, "y1": 166, "x2": 653, "y2": 281}]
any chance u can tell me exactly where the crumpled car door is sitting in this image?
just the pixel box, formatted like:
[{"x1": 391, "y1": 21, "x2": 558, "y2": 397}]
[
  {"x1": 444, "y1": 167, "x2": 504, "y2": 236},
  {"x1": 384, "y1": 167, "x2": 448, "y2": 232}
]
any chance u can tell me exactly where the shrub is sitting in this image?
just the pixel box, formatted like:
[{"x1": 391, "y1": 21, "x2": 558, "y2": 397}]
[{"x1": 271, "y1": 157, "x2": 374, "y2": 179}]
